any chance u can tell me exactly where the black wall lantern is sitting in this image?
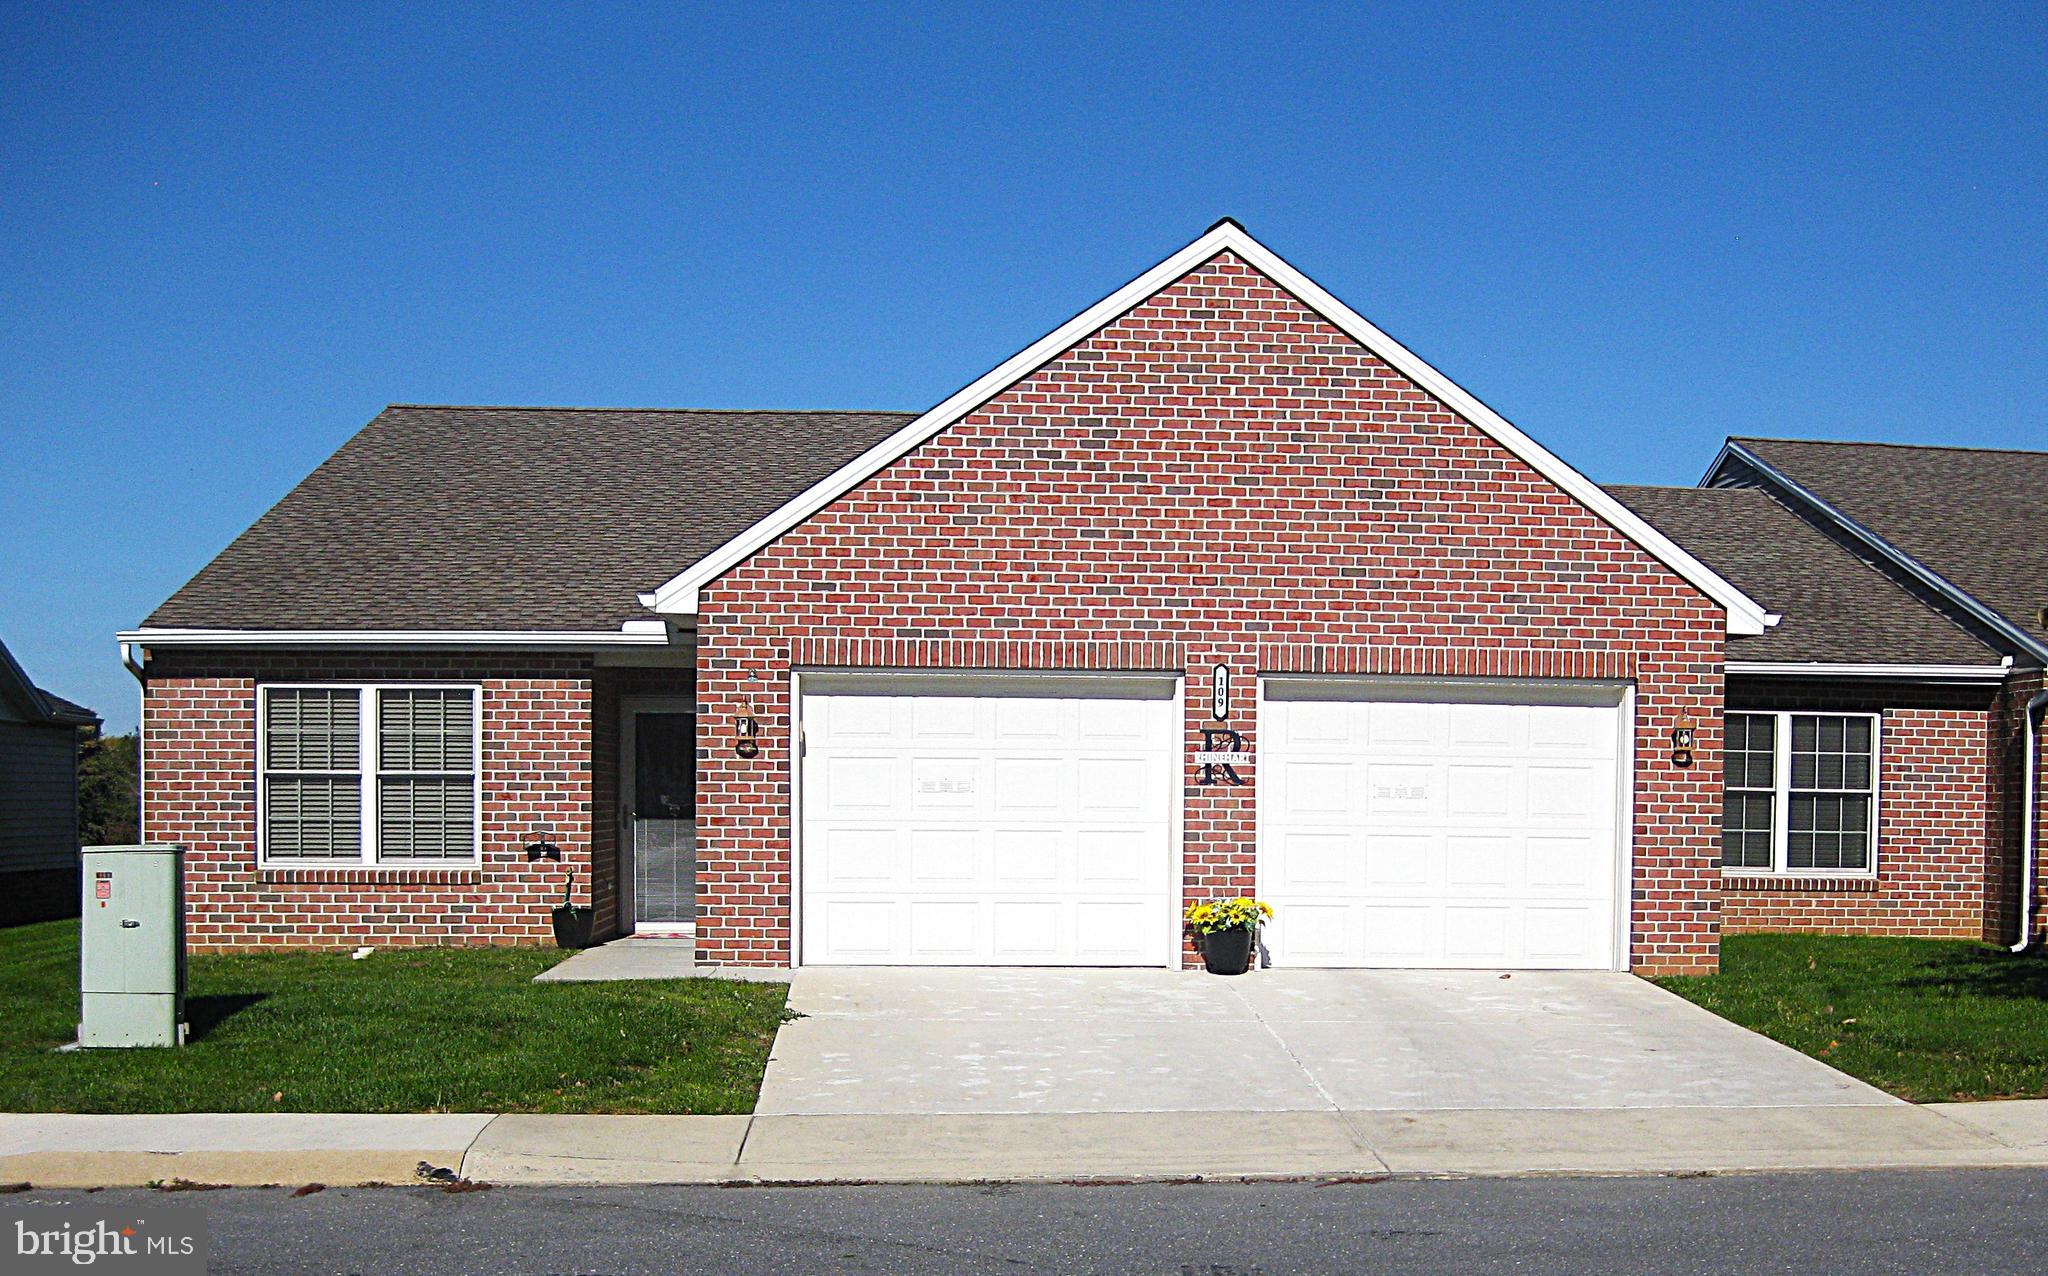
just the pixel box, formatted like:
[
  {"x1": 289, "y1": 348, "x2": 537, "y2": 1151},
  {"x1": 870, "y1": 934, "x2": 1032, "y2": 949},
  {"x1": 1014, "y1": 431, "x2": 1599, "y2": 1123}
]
[
  {"x1": 1670, "y1": 718, "x2": 1697, "y2": 768},
  {"x1": 734, "y1": 706, "x2": 761, "y2": 758}
]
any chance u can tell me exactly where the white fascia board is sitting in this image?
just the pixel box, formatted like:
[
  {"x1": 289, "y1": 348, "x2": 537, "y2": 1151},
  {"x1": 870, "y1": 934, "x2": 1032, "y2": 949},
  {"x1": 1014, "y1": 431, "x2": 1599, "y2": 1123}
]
[
  {"x1": 1709, "y1": 441, "x2": 2048, "y2": 663},
  {"x1": 645, "y1": 222, "x2": 1774, "y2": 637},
  {"x1": 118, "y1": 626, "x2": 674, "y2": 649},
  {"x1": 1726, "y1": 660, "x2": 2011, "y2": 682}
]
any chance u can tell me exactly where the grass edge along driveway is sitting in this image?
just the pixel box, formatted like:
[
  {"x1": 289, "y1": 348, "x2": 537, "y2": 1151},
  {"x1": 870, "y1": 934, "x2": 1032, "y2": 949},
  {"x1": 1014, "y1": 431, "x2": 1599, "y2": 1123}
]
[
  {"x1": 1655, "y1": 932, "x2": 2048, "y2": 1103},
  {"x1": 0, "y1": 919, "x2": 788, "y2": 1114}
]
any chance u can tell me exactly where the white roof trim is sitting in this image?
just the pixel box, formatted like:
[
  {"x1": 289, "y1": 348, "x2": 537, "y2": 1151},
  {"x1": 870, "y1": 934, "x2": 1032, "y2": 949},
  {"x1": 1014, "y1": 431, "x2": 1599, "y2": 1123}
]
[
  {"x1": 1727, "y1": 660, "x2": 2011, "y2": 682},
  {"x1": 646, "y1": 221, "x2": 1773, "y2": 637},
  {"x1": 1707, "y1": 440, "x2": 2048, "y2": 663},
  {"x1": 119, "y1": 626, "x2": 675, "y2": 649}
]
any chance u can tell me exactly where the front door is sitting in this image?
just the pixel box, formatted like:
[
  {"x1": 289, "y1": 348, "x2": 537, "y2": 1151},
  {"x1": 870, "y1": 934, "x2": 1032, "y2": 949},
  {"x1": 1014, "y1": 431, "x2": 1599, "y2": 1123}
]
[{"x1": 624, "y1": 706, "x2": 695, "y2": 934}]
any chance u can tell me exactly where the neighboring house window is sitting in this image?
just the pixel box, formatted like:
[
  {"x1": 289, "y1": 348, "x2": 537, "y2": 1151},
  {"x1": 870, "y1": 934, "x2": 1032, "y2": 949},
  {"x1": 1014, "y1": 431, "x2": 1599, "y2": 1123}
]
[
  {"x1": 1721, "y1": 711, "x2": 1879, "y2": 875},
  {"x1": 259, "y1": 685, "x2": 480, "y2": 864}
]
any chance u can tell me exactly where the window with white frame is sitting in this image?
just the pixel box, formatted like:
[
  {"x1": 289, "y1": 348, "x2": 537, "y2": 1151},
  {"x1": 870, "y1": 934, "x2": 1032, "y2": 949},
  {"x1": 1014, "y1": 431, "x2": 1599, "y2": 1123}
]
[
  {"x1": 260, "y1": 685, "x2": 480, "y2": 864},
  {"x1": 1721, "y1": 711, "x2": 1879, "y2": 875}
]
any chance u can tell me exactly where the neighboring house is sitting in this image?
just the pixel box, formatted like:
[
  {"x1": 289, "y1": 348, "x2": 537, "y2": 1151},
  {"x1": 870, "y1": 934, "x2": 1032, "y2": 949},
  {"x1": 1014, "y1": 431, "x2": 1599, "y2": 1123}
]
[
  {"x1": 121, "y1": 221, "x2": 2047, "y2": 975},
  {"x1": 1, "y1": 639, "x2": 98, "y2": 925}
]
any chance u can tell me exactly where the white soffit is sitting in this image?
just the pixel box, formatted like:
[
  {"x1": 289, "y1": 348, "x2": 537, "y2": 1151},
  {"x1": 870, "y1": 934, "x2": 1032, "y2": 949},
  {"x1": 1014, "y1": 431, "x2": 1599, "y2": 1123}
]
[{"x1": 644, "y1": 221, "x2": 1773, "y2": 636}]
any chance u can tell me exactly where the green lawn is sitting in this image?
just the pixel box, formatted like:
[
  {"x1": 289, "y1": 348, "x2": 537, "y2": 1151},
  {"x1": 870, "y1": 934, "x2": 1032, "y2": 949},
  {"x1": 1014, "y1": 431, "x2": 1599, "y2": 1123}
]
[
  {"x1": 0, "y1": 919, "x2": 788, "y2": 1114},
  {"x1": 1656, "y1": 933, "x2": 2048, "y2": 1103}
]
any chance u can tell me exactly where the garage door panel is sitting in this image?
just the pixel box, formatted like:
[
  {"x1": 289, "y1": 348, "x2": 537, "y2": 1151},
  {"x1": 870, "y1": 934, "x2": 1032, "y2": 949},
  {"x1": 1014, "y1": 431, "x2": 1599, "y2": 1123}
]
[
  {"x1": 1365, "y1": 763, "x2": 1432, "y2": 818},
  {"x1": 1527, "y1": 764, "x2": 1605, "y2": 821},
  {"x1": 910, "y1": 758, "x2": 979, "y2": 811},
  {"x1": 1362, "y1": 832, "x2": 1430, "y2": 889},
  {"x1": 991, "y1": 756, "x2": 1062, "y2": 812},
  {"x1": 1445, "y1": 834, "x2": 1512, "y2": 888},
  {"x1": 908, "y1": 827, "x2": 978, "y2": 884},
  {"x1": 1446, "y1": 763, "x2": 1514, "y2": 819},
  {"x1": 1448, "y1": 703, "x2": 1518, "y2": 750},
  {"x1": 1371, "y1": 701, "x2": 1445, "y2": 749},
  {"x1": 1075, "y1": 900, "x2": 1156, "y2": 960},
  {"x1": 817, "y1": 899, "x2": 897, "y2": 960},
  {"x1": 991, "y1": 901, "x2": 1062, "y2": 958},
  {"x1": 1273, "y1": 902, "x2": 1347, "y2": 961},
  {"x1": 1525, "y1": 834, "x2": 1600, "y2": 890},
  {"x1": 1528, "y1": 703, "x2": 1613, "y2": 755},
  {"x1": 1276, "y1": 830, "x2": 1352, "y2": 889},
  {"x1": 1263, "y1": 681, "x2": 1625, "y2": 970},
  {"x1": 802, "y1": 679, "x2": 1175, "y2": 966},
  {"x1": 1524, "y1": 905, "x2": 1600, "y2": 962},
  {"x1": 822, "y1": 755, "x2": 899, "y2": 813},
  {"x1": 991, "y1": 829, "x2": 1060, "y2": 885},
  {"x1": 820, "y1": 827, "x2": 900, "y2": 886},
  {"x1": 1361, "y1": 903, "x2": 1431, "y2": 962},
  {"x1": 818, "y1": 695, "x2": 895, "y2": 740}
]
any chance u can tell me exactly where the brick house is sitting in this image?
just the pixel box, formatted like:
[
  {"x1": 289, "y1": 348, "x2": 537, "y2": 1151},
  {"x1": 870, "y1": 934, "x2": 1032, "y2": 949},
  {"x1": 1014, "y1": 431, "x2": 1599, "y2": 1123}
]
[
  {"x1": 124, "y1": 222, "x2": 2048, "y2": 975},
  {"x1": 1, "y1": 639, "x2": 98, "y2": 925}
]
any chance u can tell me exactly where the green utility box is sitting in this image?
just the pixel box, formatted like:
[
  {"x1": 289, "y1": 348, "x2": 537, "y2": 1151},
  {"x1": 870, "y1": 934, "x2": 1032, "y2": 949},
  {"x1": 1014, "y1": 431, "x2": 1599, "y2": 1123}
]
[{"x1": 78, "y1": 844, "x2": 187, "y2": 1048}]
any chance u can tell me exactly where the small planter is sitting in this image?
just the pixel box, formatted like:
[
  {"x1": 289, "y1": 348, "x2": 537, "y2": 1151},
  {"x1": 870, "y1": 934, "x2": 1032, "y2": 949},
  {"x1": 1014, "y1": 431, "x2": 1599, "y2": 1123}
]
[
  {"x1": 1199, "y1": 927, "x2": 1256, "y2": 976},
  {"x1": 551, "y1": 904, "x2": 595, "y2": 950}
]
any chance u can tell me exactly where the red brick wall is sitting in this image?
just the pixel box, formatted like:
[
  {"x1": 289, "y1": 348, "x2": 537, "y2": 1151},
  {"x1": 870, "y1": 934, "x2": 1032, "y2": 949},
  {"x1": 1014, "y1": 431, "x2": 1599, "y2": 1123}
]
[
  {"x1": 143, "y1": 651, "x2": 598, "y2": 950},
  {"x1": 1721, "y1": 677, "x2": 2000, "y2": 939},
  {"x1": 694, "y1": 251, "x2": 1728, "y2": 974}
]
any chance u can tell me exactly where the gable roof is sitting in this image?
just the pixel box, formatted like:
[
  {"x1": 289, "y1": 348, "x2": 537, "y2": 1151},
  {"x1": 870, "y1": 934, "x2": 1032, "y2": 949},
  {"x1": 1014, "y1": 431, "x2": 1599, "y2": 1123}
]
[
  {"x1": 140, "y1": 407, "x2": 915, "y2": 634},
  {"x1": 642, "y1": 221, "x2": 1774, "y2": 636},
  {"x1": 1709, "y1": 438, "x2": 2048, "y2": 662},
  {"x1": 0, "y1": 638, "x2": 99, "y2": 726},
  {"x1": 1606, "y1": 485, "x2": 2002, "y2": 669}
]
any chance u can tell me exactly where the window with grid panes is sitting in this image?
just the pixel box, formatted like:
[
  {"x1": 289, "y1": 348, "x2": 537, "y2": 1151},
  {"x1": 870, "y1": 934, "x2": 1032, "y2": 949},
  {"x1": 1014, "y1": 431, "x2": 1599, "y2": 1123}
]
[
  {"x1": 259, "y1": 686, "x2": 479, "y2": 864},
  {"x1": 1721, "y1": 710, "x2": 1877, "y2": 875}
]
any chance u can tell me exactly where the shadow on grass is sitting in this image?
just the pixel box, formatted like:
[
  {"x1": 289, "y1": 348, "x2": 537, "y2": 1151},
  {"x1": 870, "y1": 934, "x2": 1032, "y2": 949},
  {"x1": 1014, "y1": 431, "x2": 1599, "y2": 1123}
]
[
  {"x1": 184, "y1": 993, "x2": 267, "y2": 1042},
  {"x1": 1897, "y1": 948, "x2": 2048, "y2": 1002}
]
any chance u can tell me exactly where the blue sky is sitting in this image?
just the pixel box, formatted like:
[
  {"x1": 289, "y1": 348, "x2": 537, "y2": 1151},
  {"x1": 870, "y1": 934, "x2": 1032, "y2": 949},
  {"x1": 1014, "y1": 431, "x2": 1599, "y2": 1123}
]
[{"x1": 4, "y1": 2, "x2": 2044, "y2": 731}]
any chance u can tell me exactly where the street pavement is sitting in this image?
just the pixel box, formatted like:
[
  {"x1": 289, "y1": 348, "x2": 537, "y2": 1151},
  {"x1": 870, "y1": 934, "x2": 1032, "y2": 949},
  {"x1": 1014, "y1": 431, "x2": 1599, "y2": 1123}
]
[{"x1": 8, "y1": 1168, "x2": 2048, "y2": 1274}]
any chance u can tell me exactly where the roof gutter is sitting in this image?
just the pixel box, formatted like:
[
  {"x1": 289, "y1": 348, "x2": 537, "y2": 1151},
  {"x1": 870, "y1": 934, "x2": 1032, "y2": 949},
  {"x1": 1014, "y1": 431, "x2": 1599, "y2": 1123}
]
[
  {"x1": 116, "y1": 622, "x2": 675, "y2": 650},
  {"x1": 1709, "y1": 441, "x2": 2048, "y2": 666},
  {"x1": 1726, "y1": 660, "x2": 2013, "y2": 683},
  {"x1": 2015, "y1": 689, "x2": 2048, "y2": 953}
]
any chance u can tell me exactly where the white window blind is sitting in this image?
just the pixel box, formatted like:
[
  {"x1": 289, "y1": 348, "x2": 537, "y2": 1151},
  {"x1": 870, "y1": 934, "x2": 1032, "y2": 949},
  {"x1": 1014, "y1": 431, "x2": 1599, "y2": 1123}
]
[{"x1": 260, "y1": 686, "x2": 480, "y2": 865}]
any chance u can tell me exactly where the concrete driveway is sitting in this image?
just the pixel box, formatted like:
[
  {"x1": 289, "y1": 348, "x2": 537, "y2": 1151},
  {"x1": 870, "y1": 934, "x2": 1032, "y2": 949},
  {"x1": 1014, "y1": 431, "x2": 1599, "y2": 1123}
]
[{"x1": 755, "y1": 968, "x2": 1893, "y2": 1116}]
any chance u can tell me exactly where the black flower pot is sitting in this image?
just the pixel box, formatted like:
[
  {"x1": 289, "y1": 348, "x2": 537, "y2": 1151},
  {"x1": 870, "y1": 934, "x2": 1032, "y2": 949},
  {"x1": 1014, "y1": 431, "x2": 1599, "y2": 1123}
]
[
  {"x1": 1200, "y1": 927, "x2": 1255, "y2": 976},
  {"x1": 551, "y1": 904, "x2": 595, "y2": 950}
]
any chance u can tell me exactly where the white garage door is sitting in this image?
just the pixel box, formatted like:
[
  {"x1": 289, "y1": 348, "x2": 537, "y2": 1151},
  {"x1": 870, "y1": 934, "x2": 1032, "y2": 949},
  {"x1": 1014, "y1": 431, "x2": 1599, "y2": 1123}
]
[
  {"x1": 798, "y1": 674, "x2": 1178, "y2": 966},
  {"x1": 1259, "y1": 678, "x2": 1628, "y2": 969}
]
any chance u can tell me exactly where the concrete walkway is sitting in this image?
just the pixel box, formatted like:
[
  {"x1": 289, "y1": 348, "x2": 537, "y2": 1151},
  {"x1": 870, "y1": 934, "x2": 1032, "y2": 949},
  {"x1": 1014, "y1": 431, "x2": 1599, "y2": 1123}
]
[
  {"x1": 759, "y1": 968, "x2": 1889, "y2": 1115},
  {"x1": 1, "y1": 969, "x2": 2028, "y2": 1188},
  {"x1": 9, "y1": 1103, "x2": 2048, "y2": 1187},
  {"x1": 532, "y1": 936, "x2": 785, "y2": 983}
]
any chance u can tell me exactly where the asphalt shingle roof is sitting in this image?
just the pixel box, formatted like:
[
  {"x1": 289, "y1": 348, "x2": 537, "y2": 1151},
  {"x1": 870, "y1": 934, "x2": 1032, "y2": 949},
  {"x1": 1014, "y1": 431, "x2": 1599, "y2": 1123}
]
[
  {"x1": 1731, "y1": 437, "x2": 2048, "y2": 651},
  {"x1": 1605, "y1": 484, "x2": 2000, "y2": 666},
  {"x1": 145, "y1": 406, "x2": 917, "y2": 631}
]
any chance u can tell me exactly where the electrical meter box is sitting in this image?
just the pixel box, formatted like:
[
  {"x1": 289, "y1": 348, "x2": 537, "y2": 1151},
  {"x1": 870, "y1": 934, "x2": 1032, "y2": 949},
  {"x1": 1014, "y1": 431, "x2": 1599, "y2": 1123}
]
[{"x1": 78, "y1": 844, "x2": 187, "y2": 1048}]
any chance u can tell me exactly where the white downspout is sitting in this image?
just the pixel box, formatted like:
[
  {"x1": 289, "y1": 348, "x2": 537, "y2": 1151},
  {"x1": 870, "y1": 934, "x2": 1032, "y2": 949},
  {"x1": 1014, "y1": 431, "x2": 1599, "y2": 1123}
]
[{"x1": 2012, "y1": 688, "x2": 2048, "y2": 953}]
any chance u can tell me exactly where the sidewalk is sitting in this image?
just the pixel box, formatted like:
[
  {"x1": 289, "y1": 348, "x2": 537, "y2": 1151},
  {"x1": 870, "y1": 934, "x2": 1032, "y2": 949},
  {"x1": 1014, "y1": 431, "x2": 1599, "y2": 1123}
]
[{"x1": 9, "y1": 1102, "x2": 2048, "y2": 1188}]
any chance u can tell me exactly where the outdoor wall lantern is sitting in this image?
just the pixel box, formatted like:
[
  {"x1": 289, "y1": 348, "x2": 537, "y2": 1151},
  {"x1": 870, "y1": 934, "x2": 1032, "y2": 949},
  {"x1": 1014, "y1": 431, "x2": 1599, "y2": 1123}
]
[
  {"x1": 734, "y1": 706, "x2": 761, "y2": 759},
  {"x1": 1670, "y1": 718, "x2": 1697, "y2": 768}
]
